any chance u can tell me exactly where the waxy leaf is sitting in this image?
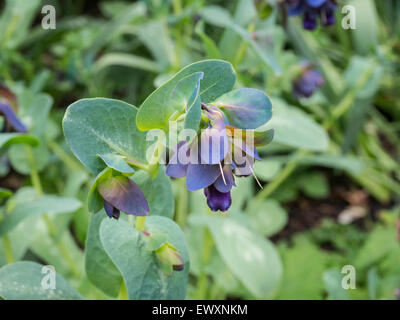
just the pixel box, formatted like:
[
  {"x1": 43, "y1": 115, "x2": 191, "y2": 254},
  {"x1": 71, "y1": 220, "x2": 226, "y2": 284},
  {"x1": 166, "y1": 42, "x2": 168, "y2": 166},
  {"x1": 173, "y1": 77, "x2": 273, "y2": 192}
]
[
  {"x1": 136, "y1": 60, "x2": 236, "y2": 131},
  {"x1": 131, "y1": 168, "x2": 174, "y2": 218},
  {"x1": 0, "y1": 195, "x2": 82, "y2": 237},
  {"x1": 0, "y1": 133, "x2": 39, "y2": 149},
  {"x1": 97, "y1": 153, "x2": 135, "y2": 173},
  {"x1": 194, "y1": 215, "x2": 282, "y2": 299},
  {"x1": 214, "y1": 88, "x2": 272, "y2": 129},
  {"x1": 0, "y1": 262, "x2": 84, "y2": 300},
  {"x1": 263, "y1": 99, "x2": 329, "y2": 151},
  {"x1": 85, "y1": 212, "x2": 122, "y2": 298},
  {"x1": 63, "y1": 98, "x2": 150, "y2": 174},
  {"x1": 100, "y1": 216, "x2": 189, "y2": 299}
]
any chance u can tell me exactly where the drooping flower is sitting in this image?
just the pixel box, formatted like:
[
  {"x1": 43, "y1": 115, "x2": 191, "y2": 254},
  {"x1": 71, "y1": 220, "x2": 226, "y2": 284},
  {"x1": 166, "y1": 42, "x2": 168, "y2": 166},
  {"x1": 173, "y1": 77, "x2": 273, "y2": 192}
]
[
  {"x1": 166, "y1": 88, "x2": 273, "y2": 213},
  {"x1": 285, "y1": 0, "x2": 337, "y2": 30},
  {"x1": 97, "y1": 174, "x2": 149, "y2": 220},
  {"x1": 293, "y1": 64, "x2": 324, "y2": 98}
]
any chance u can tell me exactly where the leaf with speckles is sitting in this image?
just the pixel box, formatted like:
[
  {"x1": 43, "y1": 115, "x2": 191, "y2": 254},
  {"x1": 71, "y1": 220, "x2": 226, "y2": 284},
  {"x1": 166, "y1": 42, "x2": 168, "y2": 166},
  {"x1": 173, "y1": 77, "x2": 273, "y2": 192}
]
[{"x1": 99, "y1": 216, "x2": 189, "y2": 299}]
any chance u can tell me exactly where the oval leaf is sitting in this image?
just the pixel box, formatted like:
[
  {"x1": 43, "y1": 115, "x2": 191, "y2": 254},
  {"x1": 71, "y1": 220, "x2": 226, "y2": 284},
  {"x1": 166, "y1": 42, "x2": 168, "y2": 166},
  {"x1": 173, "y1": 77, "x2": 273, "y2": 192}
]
[{"x1": 63, "y1": 98, "x2": 150, "y2": 174}]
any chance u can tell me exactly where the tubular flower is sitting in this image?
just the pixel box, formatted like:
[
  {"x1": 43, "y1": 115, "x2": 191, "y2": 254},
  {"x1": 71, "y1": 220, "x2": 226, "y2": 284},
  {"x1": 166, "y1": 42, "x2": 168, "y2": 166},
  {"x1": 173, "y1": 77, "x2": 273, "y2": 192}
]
[
  {"x1": 166, "y1": 89, "x2": 273, "y2": 213},
  {"x1": 97, "y1": 174, "x2": 149, "y2": 220},
  {"x1": 285, "y1": 0, "x2": 337, "y2": 30},
  {"x1": 293, "y1": 65, "x2": 324, "y2": 98}
]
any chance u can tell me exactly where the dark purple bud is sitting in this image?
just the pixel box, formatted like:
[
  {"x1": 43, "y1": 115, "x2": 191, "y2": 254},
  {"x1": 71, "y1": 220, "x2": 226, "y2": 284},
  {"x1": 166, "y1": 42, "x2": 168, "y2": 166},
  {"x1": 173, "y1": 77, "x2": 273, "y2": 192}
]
[
  {"x1": 204, "y1": 184, "x2": 232, "y2": 212},
  {"x1": 103, "y1": 200, "x2": 120, "y2": 220},
  {"x1": 0, "y1": 102, "x2": 27, "y2": 133},
  {"x1": 303, "y1": 9, "x2": 318, "y2": 30},
  {"x1": 293, "y1": 68, "x2": 324, "y2": 98}
]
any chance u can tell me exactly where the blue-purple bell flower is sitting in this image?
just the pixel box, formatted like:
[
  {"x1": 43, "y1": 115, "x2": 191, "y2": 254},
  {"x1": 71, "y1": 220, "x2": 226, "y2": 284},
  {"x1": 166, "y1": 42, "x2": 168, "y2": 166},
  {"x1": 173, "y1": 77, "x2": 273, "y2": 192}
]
[
  {"x1": 293, "y1": 67, "x2": 324, "y2": 98},
  {"x1": 204, "y1": 184, "x2": 232, "y2": 212},
  {"x1": 166, "y1": 104, "x2": 270, "y2": 213},
  {"x1": 285, "y1": 0, "x2": 337, "y2": 30}
]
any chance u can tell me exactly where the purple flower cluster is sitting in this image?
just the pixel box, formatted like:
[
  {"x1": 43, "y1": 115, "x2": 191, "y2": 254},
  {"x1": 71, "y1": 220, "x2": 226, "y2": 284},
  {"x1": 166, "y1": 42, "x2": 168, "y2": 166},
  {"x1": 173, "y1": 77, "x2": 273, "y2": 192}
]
[
  {"x1": 166, "y1": 103, "x2": 273, "y2": 213},
  {"x1": 286, "y1": 0, "x2": 337, "y2": 30}
]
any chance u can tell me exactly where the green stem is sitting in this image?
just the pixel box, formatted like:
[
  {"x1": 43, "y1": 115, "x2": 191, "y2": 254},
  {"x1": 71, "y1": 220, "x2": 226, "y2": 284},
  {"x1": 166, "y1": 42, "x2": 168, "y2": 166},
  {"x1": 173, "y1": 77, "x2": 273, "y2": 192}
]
[
  {"x1": 195, "y1": 228, "x2": 214, "y2": 299},
  {"x1": 119, "y1": 280, "x2": 129, "y2": 300},
  {"x1": 47, "y1": 141, "x2": 82, "y2": 171},
  {"x1": 255, "y1": 150, "x2": 307, "y2": 201},
  {"x1": 233, "y1": 23, "x2": 255, "y2": 66},
  {"x1": 135, "y1": 216, "x2": 146, "y2": 232},
  {"x1": 25, "y1": 145, "x2": 80, "y2": 278},
  {"x1": 175, "y1": 178, "x2": 188, "y2": 227},
  {"x1": 2, "y1": 235, "x2": 14, "y2": 264}
]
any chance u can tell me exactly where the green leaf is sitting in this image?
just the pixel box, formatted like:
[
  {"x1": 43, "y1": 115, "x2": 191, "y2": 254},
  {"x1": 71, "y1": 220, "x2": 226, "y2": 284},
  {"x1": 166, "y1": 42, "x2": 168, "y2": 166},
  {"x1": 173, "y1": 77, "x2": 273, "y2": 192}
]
[
  {"x1": 293, "y1": 154, "x2": 363, "y2": 175},
  {"x1": 136, "y1": 60, "x2": 236, "y2": 131},
  {"x1": 8, "y1": 142, "x2": 50, "y2": 174},
  {"x1": 63, "y1": 98, "x2": 150, "y2": 174},
  {"x1": 94, "y1": 53, "x2": 161, "y2": 73},
  {"x1": 0, "y1": 133, "x2": 39, "y2": 149},
  {"x1": 246, "y1": 199, "x2": 288, "y2": 237},
  {"x1": 200, "y1": 6, "x2": 281, "y2": 74},
  {"x1": 0, "y1": 0, "x2": 41, "y2": 49},
  {"x1": 297, "y1": 172, "x2": 330, "y2": 199},
  {"x1": 200, "y1": 215, "x2": 282, "y2": 298},
  {"x1": 85, "y1": 212, "x2": 122, "y2": 298},
  {"x1": 277, "y1": 236, "x2": 330, "y2": 299},
  {"x1": 214, "y1": 88, "x2": 272, "y2": 129},
  {"x1": 263, "y1": 98, "x2": 329, "y2": 151},
  {"x1": 0, "y1": 262, "x2": 84, "y2": 300},
  {"x1": 254, "y1": 160, "x2": 282, "y2": 181},
  {"x1": 0, "y1": 188, "x2": 12, "y2": 203},
  {"x1": 0, "y1": 195, "x2": 82, "y2": 237},
  {"x1": 131, "y1": 168, "x2": 175, "y2": 218},
  {"x1": 323, "y1": 269, "x2": 350, "y2": 300},
  {"x1": 350, "y1": 0, "x2": 378, "y2": 55},
  {"x1": 97, "y1": 153, "x2": 135, "y2": 173},
  {"x1": 99, "y1": 216, "x2": 189, "y2": 299}
]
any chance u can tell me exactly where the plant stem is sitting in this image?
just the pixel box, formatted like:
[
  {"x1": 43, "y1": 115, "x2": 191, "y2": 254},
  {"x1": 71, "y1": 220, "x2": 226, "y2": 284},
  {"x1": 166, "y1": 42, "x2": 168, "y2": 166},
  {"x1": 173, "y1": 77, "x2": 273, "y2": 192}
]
[
  {"x1": 47, "y1": 140, "x2": 82, "y2": 171},
  {"x1": 255, "y1": 150, "x2": 307, "y2": 201},
  {"x1": 119, "y1": 280, "x2": 129, "y2": 300},
  {"x1": 135, "y1": 216, "x2": 146, "y2": 231},
  {"x1": 175, "y1": 178, "x2": 188, "y2": 227},
  {"x1": 2, "y1": 235, "x2": 14, "y2": 264},
  {"x1": 25, "y1": 145, "x2": 80, "y2": 278},
  {"x1": 195, "y1": 228, "x2": 214, "y2": 299}
]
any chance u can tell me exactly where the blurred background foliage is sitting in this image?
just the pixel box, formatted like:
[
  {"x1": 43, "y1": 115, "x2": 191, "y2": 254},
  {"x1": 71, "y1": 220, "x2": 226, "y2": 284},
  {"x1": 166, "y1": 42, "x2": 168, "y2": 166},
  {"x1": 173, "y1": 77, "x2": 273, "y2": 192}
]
[{"x1": 0, "y1": 0, "x2": 399, "y2": 300}]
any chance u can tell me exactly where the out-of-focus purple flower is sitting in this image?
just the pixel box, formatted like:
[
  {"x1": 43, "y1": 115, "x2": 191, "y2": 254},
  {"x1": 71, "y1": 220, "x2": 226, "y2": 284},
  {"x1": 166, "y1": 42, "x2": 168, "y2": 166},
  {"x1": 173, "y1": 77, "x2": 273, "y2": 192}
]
[
  {"x1": 285, "y1": 0, "x2": 337, "y2": 30},
  {"x1": 0, "y1": 102, "x2": 27, "y2": 133},
  {"x1": 97, "y1": 175, "x2": 149, "y2": 220},
  {"x1": 293, "y1": 66, "x2": 324, "y2": 98}
]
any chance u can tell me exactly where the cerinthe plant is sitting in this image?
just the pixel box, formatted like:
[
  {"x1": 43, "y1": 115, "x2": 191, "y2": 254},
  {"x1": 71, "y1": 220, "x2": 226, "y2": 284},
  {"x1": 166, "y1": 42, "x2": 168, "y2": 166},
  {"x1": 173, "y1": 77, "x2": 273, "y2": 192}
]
[{"x1": 62, "y1": 59, "x2": 274, "y2": 299}]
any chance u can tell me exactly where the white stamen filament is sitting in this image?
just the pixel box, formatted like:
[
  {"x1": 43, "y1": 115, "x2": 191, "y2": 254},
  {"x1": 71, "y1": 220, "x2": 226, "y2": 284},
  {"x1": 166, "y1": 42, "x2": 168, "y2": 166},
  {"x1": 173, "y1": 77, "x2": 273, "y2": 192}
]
[{"x1": 219, "y1": 162, "x2": 227, "y2": 185}]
